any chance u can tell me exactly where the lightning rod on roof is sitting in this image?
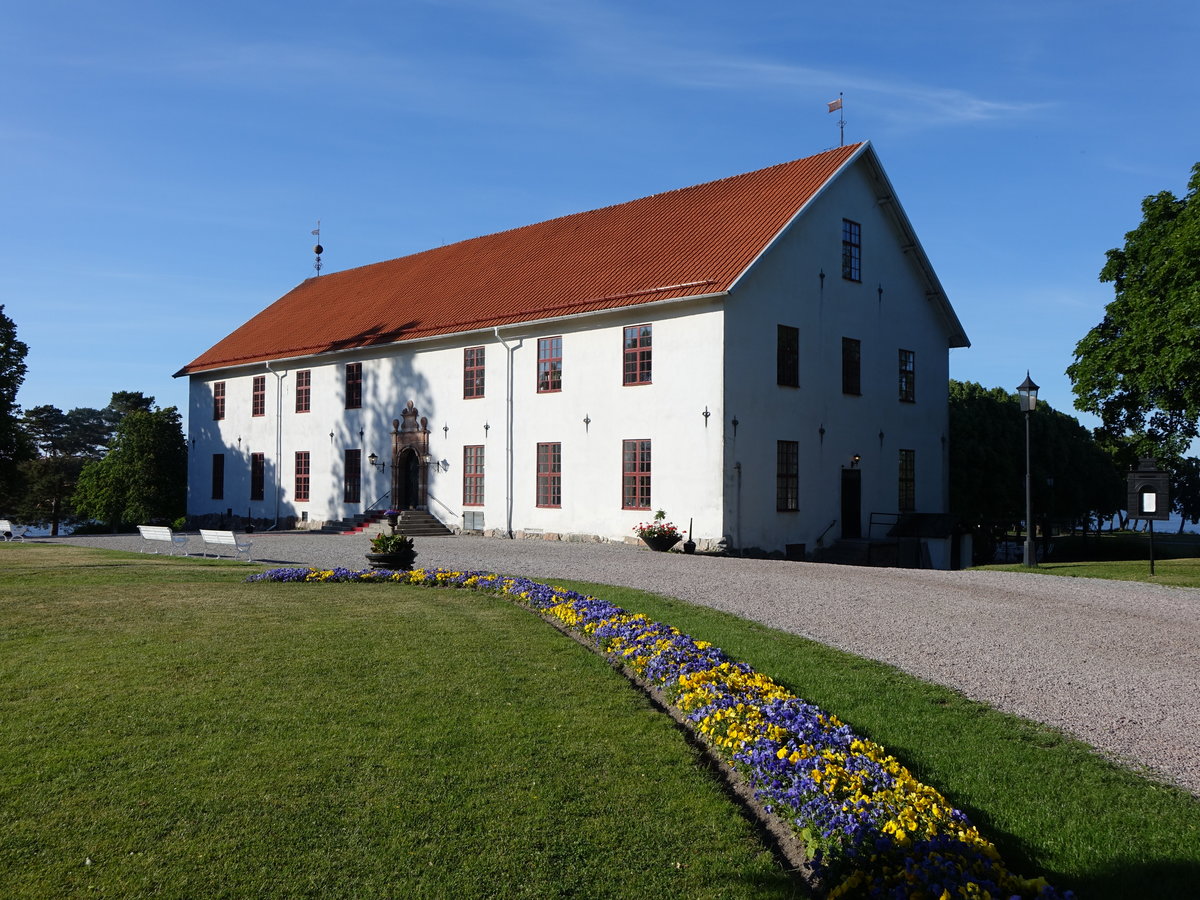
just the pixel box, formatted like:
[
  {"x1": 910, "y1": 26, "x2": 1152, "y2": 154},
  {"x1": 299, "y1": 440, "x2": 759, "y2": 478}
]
[
  {"x1": 312, "y1": 221, "x2": 323, "y2": 276},
  {"x1": 827, "y1": 93, "x2": 845, "y2": 146}
]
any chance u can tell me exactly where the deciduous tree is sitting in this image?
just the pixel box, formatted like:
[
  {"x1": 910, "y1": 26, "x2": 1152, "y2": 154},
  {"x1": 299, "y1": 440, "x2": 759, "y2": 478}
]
[
  {"x1": 0, "y1": 305, "x2": 31, "y2": 504},
  {"x1": 1068, "y1": 162, "x2": 1200, "y2": 451},
  {"x1": 73, "y1": 406, "x2": 187, "y2": 529}
]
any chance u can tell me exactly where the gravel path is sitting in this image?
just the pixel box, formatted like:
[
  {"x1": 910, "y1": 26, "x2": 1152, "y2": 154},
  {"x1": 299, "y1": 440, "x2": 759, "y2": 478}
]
[{"x1": 42, "y1": 531, "x2": 1200, "y2": 796}]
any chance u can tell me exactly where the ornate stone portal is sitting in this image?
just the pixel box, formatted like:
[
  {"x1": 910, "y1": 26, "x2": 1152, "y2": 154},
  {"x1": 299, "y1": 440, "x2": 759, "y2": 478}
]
[{"x1": 391, "y1": 401, "x2": 430, "y2": 510}]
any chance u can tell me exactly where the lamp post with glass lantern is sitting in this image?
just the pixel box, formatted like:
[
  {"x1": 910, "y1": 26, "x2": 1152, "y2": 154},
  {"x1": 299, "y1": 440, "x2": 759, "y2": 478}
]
[{"x1": 1017, "y1": 372, "x2": 1039, "y2": 567}]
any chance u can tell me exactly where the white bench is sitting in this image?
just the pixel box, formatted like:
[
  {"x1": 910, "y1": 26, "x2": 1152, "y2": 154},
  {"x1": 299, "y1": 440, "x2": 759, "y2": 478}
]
[
  {"x1": 200, "y1": 529, "x2": 254, "y2": 561},
  {"x1": 0, "y1": 519, "x2": 30, "y2": 542},
  {"x1": 137, "y1": 524, "x2": 190, "y2": 555}
]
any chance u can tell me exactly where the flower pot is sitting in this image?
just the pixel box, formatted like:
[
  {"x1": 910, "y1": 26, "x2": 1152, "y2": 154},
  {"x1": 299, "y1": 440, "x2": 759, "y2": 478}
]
[
  {"x1": 365, "y1": 552, "x2": 414, "y2": 570},
  {"x1": 640, "y1": 534, "x2": 681, "y2": 552}
]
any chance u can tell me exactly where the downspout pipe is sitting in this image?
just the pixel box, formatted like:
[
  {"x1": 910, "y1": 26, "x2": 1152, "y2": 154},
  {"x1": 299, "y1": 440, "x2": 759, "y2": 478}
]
[
  {"x1": 493, "y1": 327, "x2": 517, "y2": 538},
  {"x1": 264, "y1": 360, "x2": 287, "y2": 530}
]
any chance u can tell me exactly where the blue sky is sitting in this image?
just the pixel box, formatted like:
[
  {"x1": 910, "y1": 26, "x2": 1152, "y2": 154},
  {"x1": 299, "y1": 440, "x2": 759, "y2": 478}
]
[{"x1": 3, "y1": 0, "x2": 1198, "y2": 429}]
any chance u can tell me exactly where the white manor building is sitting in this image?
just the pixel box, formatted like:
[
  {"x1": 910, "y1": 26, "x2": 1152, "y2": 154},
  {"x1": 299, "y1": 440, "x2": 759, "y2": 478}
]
[{"x1": 177, "y1": 141, "x2": 969, "y2": 563}]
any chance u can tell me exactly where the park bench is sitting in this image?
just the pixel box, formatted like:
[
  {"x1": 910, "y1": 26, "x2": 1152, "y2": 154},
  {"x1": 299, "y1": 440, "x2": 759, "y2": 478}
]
[
  {"x1": 137, "y1": 524, "x2": 190, "y2": 555},
  {"x1": 0, "y1": 519, "x2": 30, "y2": 542},
  {"x1": 200, "y1": 529, "x2": 254, "y2": 562}
]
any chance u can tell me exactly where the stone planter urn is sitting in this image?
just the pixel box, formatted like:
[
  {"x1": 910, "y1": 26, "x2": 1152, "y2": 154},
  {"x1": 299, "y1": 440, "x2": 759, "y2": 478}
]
[
  {"x1": 640, "y1": 533, "x2": 681, "y2": 553},
  {"x1": 365, "y1": 552, "x2": 414, "y2": 570}
]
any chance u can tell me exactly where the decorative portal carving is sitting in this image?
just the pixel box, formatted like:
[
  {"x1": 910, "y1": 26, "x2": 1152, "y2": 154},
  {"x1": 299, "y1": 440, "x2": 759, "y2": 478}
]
[{"x1": 391, "y1": 401, "x2": 431, "y2": 510}]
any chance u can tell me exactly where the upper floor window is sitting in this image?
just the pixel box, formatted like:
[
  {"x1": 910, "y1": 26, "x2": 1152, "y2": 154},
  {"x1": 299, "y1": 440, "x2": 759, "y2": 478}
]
[
  {"x1": 536, "y1": 442, "x2": 561, "y2": 508},
  {"x1": 623, "y1": 325, "x2": 652, "y2": 385},
  {"x1": 464, "y1": 347, "x2": 485, "y2": 399},
  {"x1": 899, "y1": 449, "x2": 916, "y2": 512},
  {"x1": 296, "y1": 370, "x2": 311, "y2": 413},
  {"x1": 776, "y1": 441, "x2": 799, "y2": 511},
  {"x1": 537, "y1": 337, "x2": 562, "y2": 393},
  {"x1": 842, "y1": 219, "x2": 861, "y2": 281},
  {"x1": 463, "y1": 445, "x2": 485, "y2": 506},
  {"x1": 842, "y1": 337, "x2": 861, "y2": 396},
  {"x1": 345, "y1": 363, "x2": 362, "y2": 410},
  {"x1": 777, "y1": 325, "x2": 799, "y2": 387},
  {"x1": 622, "y1": 439, "x2": 651, "y2": 510},
  {"x1": 250, "y1": 453, "x2": 265, "y2": 502},
  {"x1": 213, "y1": 382, "x2": 226, "y2": 420},
  {"x1": 251, "y1": 375, "x2": 266, "y2": 417},
  {"x1": 898, "y1": 349, "x2": 915, "y2": 403}
]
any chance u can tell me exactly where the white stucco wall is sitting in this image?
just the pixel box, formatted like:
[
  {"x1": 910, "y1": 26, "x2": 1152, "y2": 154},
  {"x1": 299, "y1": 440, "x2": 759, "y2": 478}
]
[
  {"x1": 187, "y1": 298, "x2": 729, "y2": 545},
  {"x1": 720, "y1": 154, "x2": 956, "y2": 553}
]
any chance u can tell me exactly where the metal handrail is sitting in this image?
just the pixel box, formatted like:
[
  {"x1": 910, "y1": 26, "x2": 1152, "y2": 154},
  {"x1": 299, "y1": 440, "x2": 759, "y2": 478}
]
[
  {"x1": 365, "y1": 491, "x2": 392, "y2": 513},
  {"x1": 426, "y1": 493, "x2": 460, "y2": 522},
  {"x1": 816, "y1": 519, "x2": 837, "y2": 547}
]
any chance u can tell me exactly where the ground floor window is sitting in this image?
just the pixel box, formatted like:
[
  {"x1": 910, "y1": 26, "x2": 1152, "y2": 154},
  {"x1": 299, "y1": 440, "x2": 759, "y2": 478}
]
[
  {"x1": 899, "y1": 448, "x2": 916, "y2": 512},
  {"x1": 211, "y1": 454, "x2": 224, "y2": 500},
  {"x1": 250, "y1": 453, "x2": 264, "y2": 502},
  {"x1": 536, "y1": 442, "x2": 561, "y2": 508},
  {"x1": 344, "y1": 449, "x2": 361, "y2": 504},
  {"x1": 295, "y1": 451, "x2": 310, "y2": 502},
  {"x1": 622, "y1": 439, "x2": 651, "y2": 509},
  {"x1": 776, "y1": 441, "x2": 799, "y2": 511},
  {"x1": 463, "y1": 445, "x2": 484, "y2": 506}
]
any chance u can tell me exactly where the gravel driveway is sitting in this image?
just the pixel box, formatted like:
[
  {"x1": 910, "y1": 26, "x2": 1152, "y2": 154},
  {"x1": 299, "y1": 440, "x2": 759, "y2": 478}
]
[{"x1": 43, "y1": 531, "x2": 1200, "y2": 796}]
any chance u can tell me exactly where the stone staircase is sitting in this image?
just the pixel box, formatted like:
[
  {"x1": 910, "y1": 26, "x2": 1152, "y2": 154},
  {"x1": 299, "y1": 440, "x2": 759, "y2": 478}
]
[
  {"x1": 321, "y1": 509, "x2": 453, "y2": 537},
  {"x1": 811, "y1": 538, "x2": 899, "y2": 567}
]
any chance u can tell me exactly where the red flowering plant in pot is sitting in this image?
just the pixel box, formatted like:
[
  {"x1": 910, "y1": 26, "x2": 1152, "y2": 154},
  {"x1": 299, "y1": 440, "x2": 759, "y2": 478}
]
[{"x1": 633, "y1": 510, "x2": 682, "y2": 552}]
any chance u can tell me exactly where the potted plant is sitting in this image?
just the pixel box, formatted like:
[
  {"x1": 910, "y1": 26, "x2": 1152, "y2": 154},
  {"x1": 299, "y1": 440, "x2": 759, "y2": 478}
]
[
  {"x1": 633, "y1": 510, "x2": 682, "y2": 552},
  {"x1": 365, "y1": 532, "x2": 417, "y2": 570},
  {"x1": 384, "y1": 508, "x2": 400, "y2": 529}
]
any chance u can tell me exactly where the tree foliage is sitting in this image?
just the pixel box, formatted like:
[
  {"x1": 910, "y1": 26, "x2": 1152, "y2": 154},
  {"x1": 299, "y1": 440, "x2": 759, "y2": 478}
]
[
  {"x1": 73, "y1": 406, "x2": 187, "y2": 529},
  {"x1": 1068, "y1": 162, "x2": 1200, "y2": 453},
  {"x1": 0, "y1": 305, "x2": 31, "y2": 504},
  {"x1": 949, "y1": 380, "x2": 1123, "y2": 531}
]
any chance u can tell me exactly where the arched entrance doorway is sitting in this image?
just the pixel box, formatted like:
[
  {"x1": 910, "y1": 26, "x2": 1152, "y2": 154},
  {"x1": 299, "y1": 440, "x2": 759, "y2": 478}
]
[
  {"x1": 390, "y1": 401, "x2": 431, "y2": 511},
  {"x1": 396, "y1": 447, "x2": 422, "y2": 510}
]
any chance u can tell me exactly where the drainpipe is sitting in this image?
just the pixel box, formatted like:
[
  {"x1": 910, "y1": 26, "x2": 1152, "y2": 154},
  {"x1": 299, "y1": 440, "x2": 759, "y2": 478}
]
[
  {"x1": 493, "y1": 327, "x2": 518, "y2": 538},
  {"x1": 264, "y1": 360, "x2": 287, "y2": 530}
]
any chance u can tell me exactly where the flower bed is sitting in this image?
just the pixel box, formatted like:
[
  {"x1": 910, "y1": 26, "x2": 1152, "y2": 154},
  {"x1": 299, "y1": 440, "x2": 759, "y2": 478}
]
[{"x1": 248, "y1": 566, "x2": 1073, "y2": 899}]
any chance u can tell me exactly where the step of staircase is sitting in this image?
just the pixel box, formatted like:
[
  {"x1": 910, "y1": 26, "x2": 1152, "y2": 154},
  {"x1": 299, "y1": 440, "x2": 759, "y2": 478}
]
[
  {"x1": 811, "y1": 538, "x2": 897, "y2": 567},
  {"x1": 320, "y1": 509, "x2": 453, "y2": 537}
]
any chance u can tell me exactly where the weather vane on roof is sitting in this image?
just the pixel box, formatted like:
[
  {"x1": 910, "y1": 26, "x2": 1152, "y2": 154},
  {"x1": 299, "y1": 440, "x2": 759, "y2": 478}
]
[
  {"x1": 312, "y1": 221, "x2": 323, "y2": 276},
  {"x1": 827, "y1": 93, "x2": 845, "y2": 147}
]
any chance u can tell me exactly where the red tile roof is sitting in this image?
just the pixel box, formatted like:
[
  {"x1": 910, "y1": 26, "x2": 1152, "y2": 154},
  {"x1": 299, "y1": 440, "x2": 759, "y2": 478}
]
[{"x1": 179, "y1": 144, "x2": 869, "y2": 376}]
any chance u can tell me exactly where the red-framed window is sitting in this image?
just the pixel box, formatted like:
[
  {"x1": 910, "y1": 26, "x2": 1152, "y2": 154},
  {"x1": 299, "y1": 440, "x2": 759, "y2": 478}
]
[
  {"x1": 250, "y1": 453, "x2": 265, "y2": 502},
  {"x1": 345, "y1": 363, "x2": 362, "y2": 410},
  {"x1": 463, "y1": 445, "x2": 484, "y2": 506},
  {"x1": 464, "y1": 347, "x2": 485, "y2": 398},
  {"x1": 537, "y1": 336, "x2": 562, "y2": 393},
  {"x1": 777, "y1": 441, "x2": 799, "y2": 511},
  {"x1": 296, "y1": 369, "x2": 311, "y2": 413},
  {"x1": 536, "y1": 442, "x2": 561, "y2": 508},
  {"x1": 777, "y1": 325, "x2": 799, "y2": 387},
  {"x1": 842, "y1": 337, "x2": 861, "y2": 396},
  {"x1": 842, "y1": 219, "x2": 861, "y2": 282},
  {"x1": 344, "y1": 449, "x2": 361, "y2": 504},
  {"x1": 251, "y1": 375, "x2": 266, "y2": 417},
  {"x1": 898, "y1": 349, "x2": 915, "y2": 403},
  {"x1": 623, "y1": 325, "x2": 652, "y2": 385},
  {"x1": 213, "y1": 381, "x2": 225, "y2": 420},
  {"x1": 295, "y1": 451, "x2": 310, "y2": 502},
  {"x1": 899, "y1": 449, "x2": 916, "y2": 512},
  {"x1": 622, "y1": 439, "x2": 651, "y2": 510},
  {"x1": 211, "y1": 453, "x2": 224, "y2": 500}
]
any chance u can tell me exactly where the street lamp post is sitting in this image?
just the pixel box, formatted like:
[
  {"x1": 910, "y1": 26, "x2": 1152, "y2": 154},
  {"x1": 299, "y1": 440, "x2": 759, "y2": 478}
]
[{"x1": 1017, "y1": 372, "x2": 1039, "y2": 567}]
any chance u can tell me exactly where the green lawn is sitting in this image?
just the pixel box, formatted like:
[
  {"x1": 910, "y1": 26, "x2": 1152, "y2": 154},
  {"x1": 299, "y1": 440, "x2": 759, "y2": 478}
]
[
  {"x1": 0, "y1": 545, "x2": 791, "y2": 899},
  {"x1": 3, "y1": 545, "x2": 1199, "y2": 899},
  {"x1": 975, "y1": 556, "x2": 1200, "y2": 588}
]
